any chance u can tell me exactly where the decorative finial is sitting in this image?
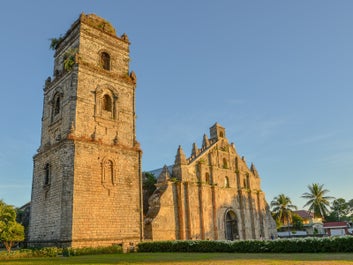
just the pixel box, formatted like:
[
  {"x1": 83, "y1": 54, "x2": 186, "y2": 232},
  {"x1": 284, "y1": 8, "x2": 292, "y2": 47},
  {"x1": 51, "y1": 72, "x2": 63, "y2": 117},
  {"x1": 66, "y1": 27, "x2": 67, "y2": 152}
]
[
  {"x1": 121, "y1": 33, "x2": 129, "y2": 42},
  {"x1": 174, "y1": 145, "x2": 187, "y2": 165},
  {"x1": 130, "y1": 71, "x2": 137, "y2": 84},
  {"x1": 191, "y1": 142, "x2": 199, "y2": 156},
  {"x1": 202, "y1": 134, "x2": 210, "y2": 148}
]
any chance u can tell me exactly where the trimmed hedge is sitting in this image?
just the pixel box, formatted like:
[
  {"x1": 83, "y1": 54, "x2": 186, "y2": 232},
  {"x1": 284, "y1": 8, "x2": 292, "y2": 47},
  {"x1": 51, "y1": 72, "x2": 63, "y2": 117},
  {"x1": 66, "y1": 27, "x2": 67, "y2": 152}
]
[{"x1": 137, "y1": 237, "x2": 353, "y2": 253}]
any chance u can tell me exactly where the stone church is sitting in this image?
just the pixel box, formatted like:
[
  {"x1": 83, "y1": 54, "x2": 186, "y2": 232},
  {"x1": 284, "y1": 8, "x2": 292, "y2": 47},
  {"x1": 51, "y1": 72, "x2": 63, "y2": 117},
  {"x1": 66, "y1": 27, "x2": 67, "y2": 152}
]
[
  {"x1": 28, "y1": 14, "x2": 276, "y2": 248},
  {"x1": 144, "y1": 123, "x2": 277, "y2": 241}
]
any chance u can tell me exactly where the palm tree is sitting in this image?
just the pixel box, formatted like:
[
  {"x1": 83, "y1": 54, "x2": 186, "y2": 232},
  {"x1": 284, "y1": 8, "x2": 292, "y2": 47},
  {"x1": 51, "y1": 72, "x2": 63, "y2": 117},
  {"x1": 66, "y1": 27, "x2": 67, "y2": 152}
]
[
  {"x1": 301, "y1": 183, "x2": 334, "y2": 219},
  {"x1": 271, "y1": 194, "x2": 297, "y2": 228}
]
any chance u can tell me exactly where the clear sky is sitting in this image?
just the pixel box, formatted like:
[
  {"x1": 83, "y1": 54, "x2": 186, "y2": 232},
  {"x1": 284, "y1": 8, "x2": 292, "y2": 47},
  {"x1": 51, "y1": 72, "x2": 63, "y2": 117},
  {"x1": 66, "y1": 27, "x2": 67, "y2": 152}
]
[{"x1": 0, "y1": 1, "x2": 352, "y2": 209}]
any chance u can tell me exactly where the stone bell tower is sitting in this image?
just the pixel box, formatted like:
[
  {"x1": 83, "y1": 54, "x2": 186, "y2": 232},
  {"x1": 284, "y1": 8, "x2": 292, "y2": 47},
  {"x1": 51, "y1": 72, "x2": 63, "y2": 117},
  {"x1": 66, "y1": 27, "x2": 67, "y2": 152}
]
[{"x1": 28, "y1": 14, "x2": 143, "y2": 248}]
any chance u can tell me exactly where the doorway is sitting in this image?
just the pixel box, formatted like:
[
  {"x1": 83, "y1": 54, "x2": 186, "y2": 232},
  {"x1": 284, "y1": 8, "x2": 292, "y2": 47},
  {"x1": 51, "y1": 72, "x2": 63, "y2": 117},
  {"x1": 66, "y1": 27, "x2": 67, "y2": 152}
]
[{"x1": 225, "y1": 210, "x2": 239, "y2": 240}]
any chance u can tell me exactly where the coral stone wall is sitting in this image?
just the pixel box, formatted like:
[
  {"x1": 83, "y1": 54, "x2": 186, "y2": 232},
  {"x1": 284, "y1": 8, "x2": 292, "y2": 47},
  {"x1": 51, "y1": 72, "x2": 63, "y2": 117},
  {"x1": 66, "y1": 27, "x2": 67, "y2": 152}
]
[
  {"x1": 145, "y1": 124, "x2": 277, "y2": 241},
  {"x1": 29, "y1": 14, "x2": 142, "y2": 248}
]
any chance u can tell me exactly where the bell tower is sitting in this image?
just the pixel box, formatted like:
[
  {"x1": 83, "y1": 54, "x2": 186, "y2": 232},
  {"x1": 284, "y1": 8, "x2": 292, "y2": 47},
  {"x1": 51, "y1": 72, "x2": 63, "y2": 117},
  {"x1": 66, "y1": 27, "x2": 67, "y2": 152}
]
[
  {"x1": 29, "y1": 14, "x2": 143, "y2": 248},
  {"x1": 210, "y1": 122, "x2": 226, "y2": 140}
]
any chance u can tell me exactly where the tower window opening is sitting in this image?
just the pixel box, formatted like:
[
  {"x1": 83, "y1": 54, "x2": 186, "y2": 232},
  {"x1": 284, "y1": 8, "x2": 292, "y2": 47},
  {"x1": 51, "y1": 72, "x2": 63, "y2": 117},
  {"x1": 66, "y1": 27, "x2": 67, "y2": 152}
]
[
  {"x1": 44, "y1": 163, "x2": 51, "y2": 186},
  {"x1": 103, "y1": 94, "x2": 112, "y2": 112},
  {"x1": 54, "y1": 96, "x2": 61, "y2": 116},
  {"x1": 101, "y1": 52, "x2": 111, "y2": 70}
]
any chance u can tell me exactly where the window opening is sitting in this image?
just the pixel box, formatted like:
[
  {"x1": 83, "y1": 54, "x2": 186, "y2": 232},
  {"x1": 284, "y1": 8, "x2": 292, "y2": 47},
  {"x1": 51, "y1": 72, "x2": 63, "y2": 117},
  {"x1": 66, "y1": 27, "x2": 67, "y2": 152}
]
[
  {"x1": 224, "y1": 176, "x2": 229, "y2": 188},
  {"x1": 223, "y1": 158, "x2": 228, "y2": 169},
  {"x1": 103, "y1": 94, "x2": 112, "y2": 112},
  {"x1": 54, "y1": 96, "x2": 60, "y2": 116},
  {"x1": 101, "y1": 52, "x2": 111, "y2": 70},
  {"x1": 205, "y1": 173, "x2": 210, "y2": 184},
  {"x1": 44, "y1": 163, "x2": 51, "y2": 186}
]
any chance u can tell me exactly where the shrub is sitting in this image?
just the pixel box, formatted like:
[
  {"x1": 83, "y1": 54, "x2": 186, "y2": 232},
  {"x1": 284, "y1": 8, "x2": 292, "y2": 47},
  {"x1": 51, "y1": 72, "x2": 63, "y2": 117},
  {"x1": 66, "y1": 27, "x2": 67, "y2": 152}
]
[
  {"x1": 31, "y1": 247, "x2": 60, "y2": 257},
  {"x1": 137, "y1": 237, "x2": 353, "y2": 253},
  {"x1": 0, "y1": 249, "x2": 33, "y2": 260},
  {"x1": 63, "y1": 245, "x2": 123, "y2": 256},
  {"x1": 0, "y1": 247, "x2": 60, "y2": 260},
  {"x1": 0, "y1": 245, "x2": 123, "y2": 260}
]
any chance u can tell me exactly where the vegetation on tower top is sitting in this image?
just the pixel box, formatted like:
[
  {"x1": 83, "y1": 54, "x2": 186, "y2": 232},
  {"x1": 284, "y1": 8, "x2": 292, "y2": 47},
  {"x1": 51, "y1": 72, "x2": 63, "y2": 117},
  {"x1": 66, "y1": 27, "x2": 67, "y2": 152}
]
[{"x1": 81, "y1": 13, "x2": 117, "y2": 35}]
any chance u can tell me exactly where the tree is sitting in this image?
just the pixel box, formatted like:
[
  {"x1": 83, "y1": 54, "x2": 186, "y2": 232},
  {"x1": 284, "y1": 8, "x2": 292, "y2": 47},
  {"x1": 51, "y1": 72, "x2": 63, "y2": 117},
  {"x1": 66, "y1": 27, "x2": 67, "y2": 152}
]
[
  {"x1": 16, "y1": 204, "x2": 30, "y2": 241},
  {"x1": 0, "y1": 200, "x2": 25, "y2": 252},
  {"x1": 271, "y1": 194, "x2": 297, "y2": 228},
  {"x1": 329, "y1": 198, "x2": 350, "y2": 221},
  {"x1": 301, "y1": 183, "x2": 334, "y2": 220},
  {"x1": 291, "y1": 213, "x2": 304, "y2": 230},
  {"x1": 142, "y1": 172, "x2": 157, "y2": 216},
  {"x1": 347, "y1": 199, "x2": 353, "y2": 222}
]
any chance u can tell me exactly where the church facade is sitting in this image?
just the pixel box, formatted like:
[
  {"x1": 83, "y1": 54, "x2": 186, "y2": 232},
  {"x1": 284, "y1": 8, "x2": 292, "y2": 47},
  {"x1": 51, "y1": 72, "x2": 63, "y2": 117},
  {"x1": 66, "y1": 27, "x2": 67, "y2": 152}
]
[{"x1": 144, "y1": 123, "x2": 277, "y2": 240}]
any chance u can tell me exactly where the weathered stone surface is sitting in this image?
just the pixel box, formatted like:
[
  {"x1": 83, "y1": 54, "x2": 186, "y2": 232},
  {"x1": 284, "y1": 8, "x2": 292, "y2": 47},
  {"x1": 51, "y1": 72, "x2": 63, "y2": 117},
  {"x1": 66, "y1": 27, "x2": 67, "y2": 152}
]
[
  {"x1": 28, "y1": 13, "x2": 142, "y2": 248},
  {"x1": 145, "y1": 123, "x2": 277, "y2": 240},
  {"x1": 29, "y1": 14, "x2": 276, "y2": 248}
]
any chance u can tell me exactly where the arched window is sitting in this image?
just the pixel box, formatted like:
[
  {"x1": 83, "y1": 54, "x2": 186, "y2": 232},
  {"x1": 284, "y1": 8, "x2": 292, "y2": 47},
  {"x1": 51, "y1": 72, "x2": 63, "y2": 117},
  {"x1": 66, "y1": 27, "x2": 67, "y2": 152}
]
[
  {"x1": 102, "y1": 159, "x2": 116, "y2": 185},
  {"x1": 101, "y1": 52, "x2": 111, "y2": 70},
  {"x1": 51, "y1": 92, "x2": 63, "y2": 123},
  {"x1": 103, "y1": 94, "x2": 112, "y2": 112},
  {"x1": 246, "y1": 175, "x2": 250, "y2": 189},
  {"x1": 54, "y1": 96, "x2": 61, "y2": 116},
  {"x1": 205, "y1": 172, "x2": 210, "y2": 184},
  {"x1": 224, "y1": 176, "x2": 229, "y2": 188},
  {"x1": 105, "y1": 160, "x2": 113, "y2": 183},
  {"x1": 223, "y1": 158, "x2": 228, "y2": 169},
  {"x1": 95, "y1": 87, "x2": 117, "y2": 120},
  {"x1": 44, "y1": 163, "x2": 51, "y2": 186}
]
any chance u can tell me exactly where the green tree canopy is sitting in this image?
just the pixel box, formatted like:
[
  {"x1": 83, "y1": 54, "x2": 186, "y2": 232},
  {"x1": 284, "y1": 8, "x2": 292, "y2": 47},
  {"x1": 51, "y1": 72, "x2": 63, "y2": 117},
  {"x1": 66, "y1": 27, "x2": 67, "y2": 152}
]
[
  {"x1": 327, "y1": 198, "x2": 350, "y2": 221},
  {"x1": 291, "y1": 213, "x2": 304, "y2": 230},
  {"x1": 0, "y1": 200, "x2": 25, "y2": 252},
  {"x1": 142, "y1": 172, "x2": 157, "y2": 216},
  {"x1": 301, "y1": 183, "x2": 334, "y2": 219},
  {"x1": 324, "y1": 198, "x2": 353, "y2": 222},
  {"x1": 271, "y1": 194, "x2": 297, "y2": 228},
  {"x1": 348, "y1": 199, "x2": 353, "y2": 213}
]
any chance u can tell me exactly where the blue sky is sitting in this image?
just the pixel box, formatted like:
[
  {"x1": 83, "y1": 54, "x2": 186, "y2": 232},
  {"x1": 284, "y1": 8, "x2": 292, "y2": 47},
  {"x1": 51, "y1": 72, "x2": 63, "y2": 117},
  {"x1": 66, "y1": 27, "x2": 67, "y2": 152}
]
[{"x1": 0, "y1": 1, "x2": 352, "y2": 209}]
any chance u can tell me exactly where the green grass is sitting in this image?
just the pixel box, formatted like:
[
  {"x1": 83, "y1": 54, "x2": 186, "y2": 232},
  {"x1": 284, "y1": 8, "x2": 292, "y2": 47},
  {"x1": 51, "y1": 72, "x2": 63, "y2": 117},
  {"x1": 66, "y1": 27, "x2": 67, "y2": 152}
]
[{"x1": 2, "y1": 252, "x2": 353, "y2": 265}]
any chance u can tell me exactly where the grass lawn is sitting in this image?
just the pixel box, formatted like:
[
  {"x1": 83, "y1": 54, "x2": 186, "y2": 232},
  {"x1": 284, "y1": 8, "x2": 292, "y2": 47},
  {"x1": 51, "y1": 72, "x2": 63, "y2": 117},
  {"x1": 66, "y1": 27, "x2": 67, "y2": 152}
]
[{"x1": 2, "y1": 252, "x2": 353, "y2": 265}]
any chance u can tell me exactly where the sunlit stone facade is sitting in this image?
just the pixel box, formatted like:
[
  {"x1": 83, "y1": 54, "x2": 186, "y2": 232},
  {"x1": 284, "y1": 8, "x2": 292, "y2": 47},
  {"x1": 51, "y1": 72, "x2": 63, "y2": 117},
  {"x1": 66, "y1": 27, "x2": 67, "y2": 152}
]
[
  {"x1": 144, "y1": 123, "x2": 277, "y2": 240},
  {"x1": 28, "y1": 14, "x2": 142, "y2": 248}
]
